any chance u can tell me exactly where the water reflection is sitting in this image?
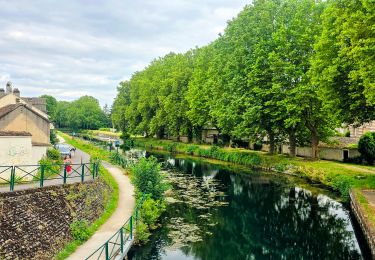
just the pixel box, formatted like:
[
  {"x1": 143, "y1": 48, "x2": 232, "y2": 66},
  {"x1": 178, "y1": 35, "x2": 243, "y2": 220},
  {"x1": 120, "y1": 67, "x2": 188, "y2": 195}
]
[{"x1": 128, "y1": 151, "x2": 364, "y2": 260}]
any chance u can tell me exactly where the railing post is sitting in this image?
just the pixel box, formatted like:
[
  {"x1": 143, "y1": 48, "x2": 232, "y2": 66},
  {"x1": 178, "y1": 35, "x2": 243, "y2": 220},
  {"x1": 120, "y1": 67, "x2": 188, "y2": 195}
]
[
  {"x1": 92, "y1": 163, "x2": 95, "y2": 179},
  {"x1": 130, "y1": 216, "x2": 133, "y2": 239},
  {"x1": 10, "y1": 166, "x2": 15, "y2": 191},
  {"x1": 120, "y1": 228, "x2": 124, "y2": 253},
  {"x1": 40, "y1": 165, "x2": 45, "y2": 187},
  {"x1": 81, "y1": 163, "x2": 85, "y2": 183},
  {"x1": 105, "y1": 241, "x2": 109, "y2": 260},
  {"x1": 63, "y1": 165, "x2": 67, "y2": 184}
]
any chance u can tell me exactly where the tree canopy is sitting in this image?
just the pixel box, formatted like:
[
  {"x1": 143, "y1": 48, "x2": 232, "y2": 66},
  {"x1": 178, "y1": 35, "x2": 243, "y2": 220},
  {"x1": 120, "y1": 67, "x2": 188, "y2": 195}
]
[
  {"x1": 112, "y1": 0, "x2": 375, "y2": 158},
  {"x1": 51, "y1": 95, "x2": 110, "y2": 130}
]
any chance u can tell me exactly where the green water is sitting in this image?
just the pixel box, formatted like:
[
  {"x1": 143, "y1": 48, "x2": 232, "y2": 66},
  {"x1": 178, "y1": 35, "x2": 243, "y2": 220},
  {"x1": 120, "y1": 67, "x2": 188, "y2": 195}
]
[{"x1": 128, "y1": 151, "x2": 368, "y2": 260}]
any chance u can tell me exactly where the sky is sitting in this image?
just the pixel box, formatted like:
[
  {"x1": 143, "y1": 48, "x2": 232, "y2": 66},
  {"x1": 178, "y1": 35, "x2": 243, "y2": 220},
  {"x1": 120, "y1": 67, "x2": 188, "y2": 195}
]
[{"x1": 0, "y1": 0, "x2": 248, "y2": 107}]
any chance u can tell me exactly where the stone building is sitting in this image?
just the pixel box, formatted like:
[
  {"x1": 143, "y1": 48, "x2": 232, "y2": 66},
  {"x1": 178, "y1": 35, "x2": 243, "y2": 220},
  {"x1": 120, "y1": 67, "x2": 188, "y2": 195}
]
[
  {"x1": 0, "y1": 82, "x2": 50, "y2": 166},
  {"x1": 349, "y1": 121, "x2": 375, "y2": 139}
]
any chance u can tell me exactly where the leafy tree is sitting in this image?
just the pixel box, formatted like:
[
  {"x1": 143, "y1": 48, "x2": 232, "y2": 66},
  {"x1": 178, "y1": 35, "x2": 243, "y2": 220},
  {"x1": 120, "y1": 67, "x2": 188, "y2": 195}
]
[
  {"x1": 358, "y1": 132, "x2": 375, "y2": 165},
  {"x1": 112, "y1": 81, "x2": 131, "y2": 132},
  {"x1": 67, "y1": 96, "x2": 108, "y2": 130},
  {"x1": 54, "y1": 101, "x2": 70, "y2": 128},
  {"x1": 40, "y1": 95, "x2": 57, "y2": 121},
  {"x1": 311, "y1": 0, "x2": 375, "y2": 124}
]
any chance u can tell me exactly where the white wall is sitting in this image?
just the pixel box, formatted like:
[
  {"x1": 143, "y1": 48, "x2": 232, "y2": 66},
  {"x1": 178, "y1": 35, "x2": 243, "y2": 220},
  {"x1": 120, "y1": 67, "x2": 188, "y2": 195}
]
[
  {"x1": 0, "y1": 136, "x2": 33, "y2": 181},
  {"x1": 0, "y1": 136, "x2": 33, "y2": 165},
  {"x1": 32, "y1": 146, "x2": 48, "y2": 163}
]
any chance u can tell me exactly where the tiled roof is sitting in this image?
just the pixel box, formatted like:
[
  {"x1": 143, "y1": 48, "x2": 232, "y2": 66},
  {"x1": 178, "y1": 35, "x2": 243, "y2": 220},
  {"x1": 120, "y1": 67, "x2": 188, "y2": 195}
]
[
  {"x1": 0, "y1": 131, "x2": 32, "y2": 136},
  {"x1": 0, "y1": 103, "x2": 49, "y2": 122},
  {"x1": 0, "y1": 104, "x2": 22, "y2": 118}
]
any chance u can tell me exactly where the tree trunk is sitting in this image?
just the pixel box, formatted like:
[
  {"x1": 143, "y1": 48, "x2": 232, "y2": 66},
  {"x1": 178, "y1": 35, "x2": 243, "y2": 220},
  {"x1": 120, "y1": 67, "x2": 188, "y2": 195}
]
[
  {"x1": 187, "y1": 127, "x2": 193, "y2": 143},
  {"x1": 268, "y1": 131, "x2": 275, "y2": 155},
  {"x1": 311, "y1": 130, "x2": 319, "y2": 159},
  {"x1": 157, "y1": 128, "x2": 164, "y2": 139},
  {"x1": 289, "y1": 129, "x2": 296, "y2": 157}
]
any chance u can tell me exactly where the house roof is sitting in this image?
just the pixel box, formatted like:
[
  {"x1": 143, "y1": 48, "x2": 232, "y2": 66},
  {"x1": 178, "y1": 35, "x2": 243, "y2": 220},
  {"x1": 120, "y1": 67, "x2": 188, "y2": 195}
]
[
  {"x1": 0, "y1": 130, "x2": 32, "y2": 136},
  {"x1": 0, "y1": 103, "x2": 49, "y2": 122}
]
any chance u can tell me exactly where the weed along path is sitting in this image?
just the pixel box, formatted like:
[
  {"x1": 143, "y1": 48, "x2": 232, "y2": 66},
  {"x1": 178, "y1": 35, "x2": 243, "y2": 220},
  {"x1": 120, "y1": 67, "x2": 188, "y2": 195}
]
[{"x1": 67, "y1": 161, "x2": 135, "y2": 260}]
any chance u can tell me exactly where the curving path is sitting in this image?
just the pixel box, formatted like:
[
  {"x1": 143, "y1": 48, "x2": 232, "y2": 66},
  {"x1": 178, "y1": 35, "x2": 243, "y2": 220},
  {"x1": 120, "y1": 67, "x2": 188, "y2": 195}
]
[{"x1": 67, "y1": 161, "x2": 135, "y2": 260}]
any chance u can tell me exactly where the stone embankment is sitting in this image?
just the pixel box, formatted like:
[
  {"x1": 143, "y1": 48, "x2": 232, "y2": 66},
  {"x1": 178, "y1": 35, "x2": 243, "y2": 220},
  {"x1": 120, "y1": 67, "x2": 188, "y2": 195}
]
[
  {"x1": 0, "y1": 179, "x2": 111, "y2": 260},
  {"x1": 350, "y1": 191, "x2": 375, "y2": 259}
]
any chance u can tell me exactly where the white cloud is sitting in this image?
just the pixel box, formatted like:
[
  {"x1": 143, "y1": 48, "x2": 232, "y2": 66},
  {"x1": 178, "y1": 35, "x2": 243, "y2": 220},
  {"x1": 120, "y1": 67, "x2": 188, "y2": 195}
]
[{"x1": 0, "y1": 0, "x2": 249, "y2": 106}]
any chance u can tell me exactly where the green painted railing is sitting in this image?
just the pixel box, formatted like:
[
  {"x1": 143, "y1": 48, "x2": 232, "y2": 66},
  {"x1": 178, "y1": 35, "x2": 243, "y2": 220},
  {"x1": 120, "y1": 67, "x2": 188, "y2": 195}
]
[
  {"x1": 85, "y1": 194, "x2": 146, "y2": 260},
  {"x1": 0, "y1": 162, "x2": 99, "y2": 192}
]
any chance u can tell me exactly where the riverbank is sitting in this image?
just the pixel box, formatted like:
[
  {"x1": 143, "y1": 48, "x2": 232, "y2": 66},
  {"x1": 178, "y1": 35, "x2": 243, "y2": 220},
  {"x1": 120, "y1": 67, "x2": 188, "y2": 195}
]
[{"x1": 134, "y1": 138, "x2": 375, "y2": 227}]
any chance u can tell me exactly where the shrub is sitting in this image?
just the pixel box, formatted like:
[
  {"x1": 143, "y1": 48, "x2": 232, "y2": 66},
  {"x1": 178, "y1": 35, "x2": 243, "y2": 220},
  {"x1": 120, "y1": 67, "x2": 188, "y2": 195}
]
[
  {"x1": 358, "y1": 132, "x2": 375, "y2": 165},
  {"x1": 135, "y1": 221, "x2": 151, "y2": 244},
  {"x1": 139, "y1": 196, "x2": 166, "y2": 229},
  {"x1": 186, "y1": 145, "x2": 197, "y2": 155},
  {"x1": 131, "y1": 157, "x2": 167, "y2": 200},
  {"x1": 331, "y1": 176, "x2": 353, "y2": 200},
  {"x1": 38, "y1": 157, "x2": 61, "y2": 178},
  {"x1": 47, "y1": 148, "x2": 61, "y2": 161},
  {"x1": 50, "y1": 129, "x2": 58, "y2": 145},
  {"x1": 166, "y1": 143, "x2": 177, "y2": 152},
  {"x1": 70, "y1": 219, "x2": 90, "y2": 242}
]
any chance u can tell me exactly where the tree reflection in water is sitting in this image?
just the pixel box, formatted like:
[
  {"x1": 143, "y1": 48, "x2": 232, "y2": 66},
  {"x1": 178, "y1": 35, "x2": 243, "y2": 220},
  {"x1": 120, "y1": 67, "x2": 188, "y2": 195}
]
[{"x1": 128, "y1": 153, "x2": 363, "y2": 260}]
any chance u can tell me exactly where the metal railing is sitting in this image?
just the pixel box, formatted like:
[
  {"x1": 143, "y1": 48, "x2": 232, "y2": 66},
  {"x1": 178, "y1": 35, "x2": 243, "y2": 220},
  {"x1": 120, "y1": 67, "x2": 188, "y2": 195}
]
[
  {"x1": 85, "y1": 194, "x2": 146, "y2": 260},
  {"x1": 0, "y1": 162, "x2": 99, "y2": 192}
]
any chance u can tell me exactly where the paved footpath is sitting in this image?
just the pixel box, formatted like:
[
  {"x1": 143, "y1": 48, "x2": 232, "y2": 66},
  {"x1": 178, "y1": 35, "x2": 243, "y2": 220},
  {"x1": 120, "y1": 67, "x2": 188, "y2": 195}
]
[{"x1": 67, "y1": 161, "x2": 135, "y2": 260}]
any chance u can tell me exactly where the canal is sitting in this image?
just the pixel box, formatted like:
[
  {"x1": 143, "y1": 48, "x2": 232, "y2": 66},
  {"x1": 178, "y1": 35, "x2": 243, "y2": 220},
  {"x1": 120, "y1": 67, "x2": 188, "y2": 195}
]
[{"x1": 127, "y1": 150, "x2": 369, "y2": 259}]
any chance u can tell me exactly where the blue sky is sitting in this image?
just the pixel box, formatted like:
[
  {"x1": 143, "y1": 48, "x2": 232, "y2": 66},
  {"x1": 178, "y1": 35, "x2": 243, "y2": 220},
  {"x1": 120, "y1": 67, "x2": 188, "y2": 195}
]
[{"x1": 0, "y1": 0, "x2": 248, "y2": 106}]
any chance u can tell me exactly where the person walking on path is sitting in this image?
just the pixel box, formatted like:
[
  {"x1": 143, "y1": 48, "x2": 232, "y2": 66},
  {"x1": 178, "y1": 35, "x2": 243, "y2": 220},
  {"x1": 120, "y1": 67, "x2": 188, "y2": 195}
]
[{"x1": 64, "y1": 155, "x2": 72, "y2": 174}]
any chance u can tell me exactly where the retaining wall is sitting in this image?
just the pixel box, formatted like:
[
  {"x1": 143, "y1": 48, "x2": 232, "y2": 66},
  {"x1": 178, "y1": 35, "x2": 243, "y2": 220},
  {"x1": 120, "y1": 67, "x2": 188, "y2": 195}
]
[
  {"x1": 0, "y1": 179, "x2": 112, "y2": 260},
  {"x1": 350, "y1": 191, "x2": 375, "y2": 259}
]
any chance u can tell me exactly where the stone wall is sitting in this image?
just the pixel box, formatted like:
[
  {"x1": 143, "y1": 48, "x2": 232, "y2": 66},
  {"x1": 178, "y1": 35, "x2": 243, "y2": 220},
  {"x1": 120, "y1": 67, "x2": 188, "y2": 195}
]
[
  {"x1": 350, "y1": 191, "x2": 375, "y2": 259},
  {"x1": 0, "y1": 179, "x2": 112, "y2": 260}
]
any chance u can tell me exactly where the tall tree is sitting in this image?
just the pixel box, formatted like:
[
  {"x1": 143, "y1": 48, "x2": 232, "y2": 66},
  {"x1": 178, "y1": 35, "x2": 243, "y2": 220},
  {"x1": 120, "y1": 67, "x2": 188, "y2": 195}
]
[
  {"x1": 40, "y1": 95, "x2": 57, "y2": 121},
  {"x1": 311, "y1": 0, "x2": 375, "y2": 124}
]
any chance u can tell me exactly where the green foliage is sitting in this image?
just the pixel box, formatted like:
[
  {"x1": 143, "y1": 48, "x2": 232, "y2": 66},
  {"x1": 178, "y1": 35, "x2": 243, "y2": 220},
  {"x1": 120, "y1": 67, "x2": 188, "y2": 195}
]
[
  {"x1": 358, "y1": 132, "x2": 375, "y2": 165},
  {"x1": 131, "y1": 157, "x2": 167, "y2": 200},
  {"x1": 50, "y1": 129, "x2": 58, "y2": 145},
  {"x1": 53, "y1": 96, "x2": 110, "y2": 130},
  {"x1": 311, "y1": 0, "x2": 375, "y2": 124},
  {"x1": 135, "y1": 196, "x2": 166, "y2": 244},
  {"x1": 38, "y1": 156, "x2": 62, "y2": 178},
  {"x1": 47, "y1": 148, "x2": 61, "y2": 161},
  {"x1": 186, "y1": 145, "x2": 198, "y2": 155},
  {"x1": 139, "y1": 197, "x2": 166, "y2": 229},
  {"x1": 331, "y1": 176, "x2": 353, "y2": 201},
  {"x1": 135, "y1": 221, "x2": 151, "y2": 244},
  {"x1": 108, "y1": 0, "x2": 375, "y2": 159},
  {"x1": 70, "y1": 220, "x2": 90, "y2": 242},
  {"x1": 40, "y1": 95, "x2": 57, "y2": 120}
]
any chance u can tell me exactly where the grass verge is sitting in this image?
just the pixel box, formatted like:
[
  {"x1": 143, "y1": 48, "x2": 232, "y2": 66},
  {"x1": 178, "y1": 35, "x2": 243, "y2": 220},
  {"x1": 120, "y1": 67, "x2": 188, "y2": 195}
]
[
  {"x1": 134, "y1": 138, "x2": 375, "y2": 198},
  {"x1": 55, "y1": 132, "x2": 119, "y2": 259}
]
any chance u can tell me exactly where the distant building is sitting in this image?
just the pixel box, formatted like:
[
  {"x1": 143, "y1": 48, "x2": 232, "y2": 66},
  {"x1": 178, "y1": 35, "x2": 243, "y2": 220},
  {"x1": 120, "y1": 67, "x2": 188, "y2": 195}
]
[
  {"x1": 349, "y1": 121, "x2": 375, "y2": 139},
  {"x1": 0, "y1": 82, "x2": 50, "y2": 165}
]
